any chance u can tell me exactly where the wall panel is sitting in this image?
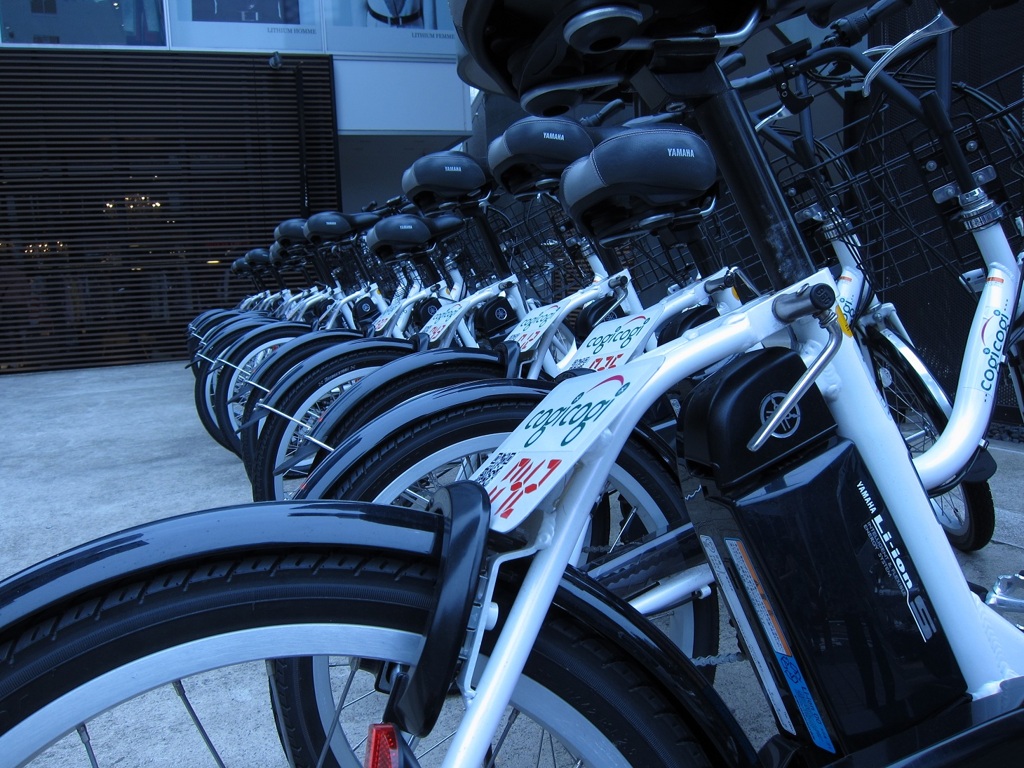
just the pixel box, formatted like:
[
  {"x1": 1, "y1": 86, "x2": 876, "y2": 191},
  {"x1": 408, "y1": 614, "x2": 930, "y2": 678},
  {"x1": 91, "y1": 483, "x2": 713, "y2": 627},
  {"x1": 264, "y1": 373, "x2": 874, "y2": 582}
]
[{"x1": 0, "y1": 49, "x2": 339, "y2": 372}]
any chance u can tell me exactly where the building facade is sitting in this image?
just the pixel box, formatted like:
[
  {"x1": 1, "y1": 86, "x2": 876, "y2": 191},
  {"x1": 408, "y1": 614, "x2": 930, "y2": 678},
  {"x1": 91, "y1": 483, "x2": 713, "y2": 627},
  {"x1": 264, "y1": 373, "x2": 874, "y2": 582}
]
[{"x1": 0, "y1": 0, "x2": 471, "y2": 371}]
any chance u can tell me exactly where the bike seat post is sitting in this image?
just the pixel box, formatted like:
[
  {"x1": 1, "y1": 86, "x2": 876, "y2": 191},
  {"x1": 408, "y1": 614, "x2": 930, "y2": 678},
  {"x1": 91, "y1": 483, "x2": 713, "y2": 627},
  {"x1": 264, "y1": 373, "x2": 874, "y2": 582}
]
[{"x1": 634, "y1": 62, "x2": 819, "y2": 290}]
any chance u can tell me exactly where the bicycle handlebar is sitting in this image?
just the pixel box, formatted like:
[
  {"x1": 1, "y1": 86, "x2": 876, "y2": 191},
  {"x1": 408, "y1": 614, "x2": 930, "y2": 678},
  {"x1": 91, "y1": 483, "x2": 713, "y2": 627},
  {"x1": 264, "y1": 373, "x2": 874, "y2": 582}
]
[
  {"x1": 772, "y1": 283, "x2": 837, "y2": 323},
  {"x1": 729, "y1": 2, "x2": 996, "y2": 196}
]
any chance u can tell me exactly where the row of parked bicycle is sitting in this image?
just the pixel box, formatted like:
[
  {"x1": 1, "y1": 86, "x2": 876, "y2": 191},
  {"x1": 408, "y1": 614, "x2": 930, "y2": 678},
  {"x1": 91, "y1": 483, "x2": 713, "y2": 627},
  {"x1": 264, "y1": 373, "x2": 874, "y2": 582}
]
[
  {"x1": 188, "y1": 99, "x2": 998, "y2": 558},
  {"x1": 8, "y1": 2, "x2": 1024, "y2": 765}
]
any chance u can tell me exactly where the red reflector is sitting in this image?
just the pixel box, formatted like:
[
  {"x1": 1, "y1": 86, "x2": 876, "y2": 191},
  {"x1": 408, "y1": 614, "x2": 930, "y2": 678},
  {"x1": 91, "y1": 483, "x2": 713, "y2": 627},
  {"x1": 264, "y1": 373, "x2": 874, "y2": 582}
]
[{"x1": 366, "y1": 723, "x2": 400, "y2": 768}]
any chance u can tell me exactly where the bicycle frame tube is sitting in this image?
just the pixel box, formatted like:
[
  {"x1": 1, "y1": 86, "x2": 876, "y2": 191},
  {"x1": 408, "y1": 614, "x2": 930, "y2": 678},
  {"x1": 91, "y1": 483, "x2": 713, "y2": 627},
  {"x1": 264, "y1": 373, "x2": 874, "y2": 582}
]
[
  {"x1": 826, "y1": 210, "x2": 1020, "y2": 491},
  {"x1": 445, "y1": 284, "x2": 795, "y2": 766},
  {"x1": 420, "y1": 277, "x2": 521, "y2": 348},
  {"x1": 914, "y1": 222, "x2": 1022, "y2": 489},
  {"x1": 446, "y1": 269, "x2": 1024, "y2": 766},
  {"x1": 374, "y1": 280, "x2": 439, "y2": 337},
  {"x1": 523, "y1": 274, "x2": 628, "y2": 379}
]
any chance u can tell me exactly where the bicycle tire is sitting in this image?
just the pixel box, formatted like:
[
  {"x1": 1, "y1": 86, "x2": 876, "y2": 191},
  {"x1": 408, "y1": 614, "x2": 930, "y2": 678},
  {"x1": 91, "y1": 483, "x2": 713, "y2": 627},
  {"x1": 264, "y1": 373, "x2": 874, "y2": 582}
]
[
  {"x1": 302, "y1": 356, "x2": 513, "y2": 475},
  {"x1": 0, "y1": 546, "x2": 714, "y2": 768},
  {"x1": 235, "y1": 330, "x2": 364, "y2": 478},
  {"x1": 212, "y1": 324, "x2": 310, "y2": 456},
  {"x1": 192, "y1": 357, "x2": 243, "y2": 454},
  {"x1": 249, "y1": 346, "x2": 413, "y2": 501},
  {"x1": 192, "y1": 317, "x2": 276, "y2": 453},
  {"x1": 866, "y1": 331, "x2": 996, "y2": 551},
  {"x1": 187, "y1": 308, "x2": 244, "y2": 364},
  {"x1": 296, "y1": 393, "x2": 719, "y2": 658}
]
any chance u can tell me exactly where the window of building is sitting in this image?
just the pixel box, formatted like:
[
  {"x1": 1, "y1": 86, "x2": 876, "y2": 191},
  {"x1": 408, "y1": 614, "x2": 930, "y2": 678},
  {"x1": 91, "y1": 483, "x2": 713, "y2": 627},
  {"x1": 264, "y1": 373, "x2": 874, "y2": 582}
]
[
  {"x1": 1, "y1": 0, "x2": 166, "y2": 46},
  {"x1": 30, "y1": 0, "x2": 56, "y2": 15}
]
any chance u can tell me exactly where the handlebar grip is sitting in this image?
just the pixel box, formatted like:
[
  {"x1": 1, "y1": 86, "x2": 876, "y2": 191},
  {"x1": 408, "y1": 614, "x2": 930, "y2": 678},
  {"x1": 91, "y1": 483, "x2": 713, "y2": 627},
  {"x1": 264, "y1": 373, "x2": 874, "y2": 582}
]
[
  {"x1": 830, "y1": 0, "x2": 912, "y2": 45},
  {"x1": 608, "y1": 274, "x2": 629, "y2": 289},
  {"x1": 772, "y1": 284, "x2": 835, "y2": 323}
]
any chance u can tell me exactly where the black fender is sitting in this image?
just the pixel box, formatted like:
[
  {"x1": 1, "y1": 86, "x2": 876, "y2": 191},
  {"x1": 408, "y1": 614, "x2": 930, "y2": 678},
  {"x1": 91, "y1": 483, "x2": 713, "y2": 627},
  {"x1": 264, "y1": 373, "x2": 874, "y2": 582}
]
[
  {"x1": 239, "y1": 328, "x2": 363, "y2": 400},
  {"x1": 297, "y1": 378, "x2": 557, "y2": 497},
  {"x1": 0, "y1": 498, "x2": 444, "y2": 636},
  {"x1": 296, "y1": 376, "x2": 675, "y2": 499},
  {"x1": 253, "y1": 336, "x2": 418, "y2": 418},
  {"x1": 0, "y1": 492, "x2": 753, "y2": 767},
  {"x1": 191, "y1": 315, "x2": 276, "y2": 369},
  {"x1": 187, "y1": 307, "x2": 240, "y2": 337},
  {"x1": 279, "y1": 347, "x2": 513, "y2": 474},
  {"x1": 236, "y1": 330, "x2": 366, "y2": 465},
  {"x1": 215, "y1": 321, "x2": 313, "y2": 372}
]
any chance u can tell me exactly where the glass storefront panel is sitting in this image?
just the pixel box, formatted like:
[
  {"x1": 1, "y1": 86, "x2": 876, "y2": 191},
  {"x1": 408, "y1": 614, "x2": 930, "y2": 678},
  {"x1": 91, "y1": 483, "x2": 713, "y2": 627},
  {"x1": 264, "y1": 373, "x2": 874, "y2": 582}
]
[
  {"x1": 168, "y1": 0, "x2": 322, "y2": 51},
  {"x1": 325, "y1": 0, "x2": 457, "y2": 54},
  {"x1": 0, "y1": 0, "x2": 166, "y2": 46}
]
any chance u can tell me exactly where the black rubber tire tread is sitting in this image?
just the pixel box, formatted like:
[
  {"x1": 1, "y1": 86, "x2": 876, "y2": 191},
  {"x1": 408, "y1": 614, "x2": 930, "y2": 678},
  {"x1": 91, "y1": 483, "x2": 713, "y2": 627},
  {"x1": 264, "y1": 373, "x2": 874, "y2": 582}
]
[
  {"x1": 249, "y1": 346, "x2": 413, "y2": 501},
  {"x1": 308, "y1": 359, "x2": 511, "y2": 473},
  {"x1": 0, "y1": 550, "x2": 712, "y2": 768},
  {"x1": 866, "y1": 333, "x2": 996, "y2": 551}
]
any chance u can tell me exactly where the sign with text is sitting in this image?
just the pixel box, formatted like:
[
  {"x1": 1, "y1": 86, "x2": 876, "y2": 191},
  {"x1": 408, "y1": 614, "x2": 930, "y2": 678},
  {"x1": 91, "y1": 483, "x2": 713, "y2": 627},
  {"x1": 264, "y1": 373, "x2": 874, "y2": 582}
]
[{"x1": 471, "y1": 355, "x2": 664, "y2": 532}]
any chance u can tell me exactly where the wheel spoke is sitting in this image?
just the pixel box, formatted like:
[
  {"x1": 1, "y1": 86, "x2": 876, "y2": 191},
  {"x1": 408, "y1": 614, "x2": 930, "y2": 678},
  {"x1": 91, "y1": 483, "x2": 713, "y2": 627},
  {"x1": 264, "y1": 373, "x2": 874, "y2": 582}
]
[
  {"x1": 76, "y1": 724, "x2": 100, "y2": 768},
  {"x1": 489, "y1": 708, "x2": 521, "y2": 768},
  {"x1": 317, "y1": 658, "x2": 359, "y2": 768},
  {"x1": 173, "y1": 680, "x2": 227, "y2": 768}
]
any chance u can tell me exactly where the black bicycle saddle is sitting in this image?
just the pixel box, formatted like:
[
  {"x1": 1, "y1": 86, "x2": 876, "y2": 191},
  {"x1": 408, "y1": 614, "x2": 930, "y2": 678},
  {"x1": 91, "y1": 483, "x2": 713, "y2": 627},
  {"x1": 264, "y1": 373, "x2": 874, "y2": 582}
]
[
  {"x1": 303, "y1": 211, "x2": 355, "y2": 244},
  {"x1": 274, "y1": 218, "x2": 308, "y2": 248},
  {"x1": 401, "y1": 151, "x2": 491, "y2": 213},
  {"x1": 365, "y1": 213, "x2": 467, "y2": 261},
  {"x1": 487, "y1": 115, "x2": 619, "y2": 195},
  {"x1": 560, "y1": 124, "x2": 717, "y2": 242}
]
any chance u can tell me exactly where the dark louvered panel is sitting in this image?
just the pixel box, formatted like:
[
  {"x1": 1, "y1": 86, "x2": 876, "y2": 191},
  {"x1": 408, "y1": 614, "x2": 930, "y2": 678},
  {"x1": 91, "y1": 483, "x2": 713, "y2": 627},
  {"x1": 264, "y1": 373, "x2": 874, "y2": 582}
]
[{"x1": 0, "y1": 49, "x2": 339, "y2": 372}]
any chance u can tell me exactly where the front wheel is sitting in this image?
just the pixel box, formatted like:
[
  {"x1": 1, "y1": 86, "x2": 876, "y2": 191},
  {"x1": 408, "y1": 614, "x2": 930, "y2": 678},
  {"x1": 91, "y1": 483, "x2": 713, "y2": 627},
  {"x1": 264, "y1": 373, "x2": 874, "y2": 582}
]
[
  {"x1": 250, "y1": 346, "x2": 411, "y2": 501},
  {"x1": 298, "y1": 393, "x2": 719, "y2": 659},
  {"x1": 0, "y1": 546, "x2": 714, "y2": 768}
]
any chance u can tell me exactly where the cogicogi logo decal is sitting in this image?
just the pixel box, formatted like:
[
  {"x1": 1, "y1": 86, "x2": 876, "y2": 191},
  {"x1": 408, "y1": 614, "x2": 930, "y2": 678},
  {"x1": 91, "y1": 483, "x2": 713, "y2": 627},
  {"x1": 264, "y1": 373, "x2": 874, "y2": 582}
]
[
  {"x1": 980, "y1": 307, "x2": 1009, "y2": 395},
  {"x1": 584, "y1": 315, "x2": 651, "y2": 355},
  {"x1": 523, "y1": 374, "x2": 631, "y2": 448}
]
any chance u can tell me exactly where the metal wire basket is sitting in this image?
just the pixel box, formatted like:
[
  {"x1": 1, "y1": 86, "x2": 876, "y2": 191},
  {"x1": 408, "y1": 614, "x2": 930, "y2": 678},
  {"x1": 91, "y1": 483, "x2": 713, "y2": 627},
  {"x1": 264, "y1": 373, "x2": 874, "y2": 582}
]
[
  {"x1": 485, "y1": 192, "x2": 598, "y2": 304},
  {"x1": 699, "y1": 59, "x2": 1024, "y2": 298},
  {"x1": 474, "y1": 191, "x2": 700, "y2": 306}
]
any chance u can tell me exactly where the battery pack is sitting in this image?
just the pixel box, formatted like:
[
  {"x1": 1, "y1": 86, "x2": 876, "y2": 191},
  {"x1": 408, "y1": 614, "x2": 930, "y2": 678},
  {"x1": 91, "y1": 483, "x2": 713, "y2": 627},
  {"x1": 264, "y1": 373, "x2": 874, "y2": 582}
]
[{"x1": 680, "y1": 348, "x2": 966, "y2": 755}]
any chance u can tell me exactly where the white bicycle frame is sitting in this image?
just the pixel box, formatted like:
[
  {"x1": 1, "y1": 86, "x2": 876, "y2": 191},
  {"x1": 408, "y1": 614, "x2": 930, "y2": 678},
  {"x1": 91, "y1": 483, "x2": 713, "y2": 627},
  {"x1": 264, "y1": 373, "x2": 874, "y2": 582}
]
[
  {"x1": 824, "y1": 207, "x2": 1023, "y2": 490},
  {"x1": 432, "y1": 261, "x2": 1024, "y2": 767}
]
